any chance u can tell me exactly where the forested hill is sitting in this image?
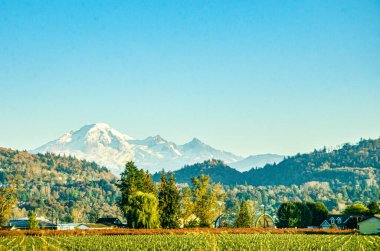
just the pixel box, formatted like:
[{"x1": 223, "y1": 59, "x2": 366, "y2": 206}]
[
  {"x1": 246, "y1": 138, "x2": 380, "y2": 186},
  {"x1": 159, "y1": 138, "x2": 380, "y2": 187},
  {"x1": 0, "y1": 147, "x2": 120, "y2": 223},
  {"x1": 152, "y1": 159, "x2": 242, "y2": 185}
]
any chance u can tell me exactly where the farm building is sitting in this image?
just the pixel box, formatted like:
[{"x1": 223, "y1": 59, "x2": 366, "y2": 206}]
[
  {"x1": 8, "y1": 217, "x2": 56, "y2": 230},
  {"x1": 96, "y1": 217, "x2": 125, "y2": 228},
  {"x1": 57, "y1": 223, "x2": 80, "y2": 230},
  {"x1": 76, "y1": 223, "x2": 113, "y2": 230},
  {"x1": 320, "y1": 214, "x2": 365, "y2": 229},
  {"x1": 358, "y1": 215, "x2": 380, "y2": 234},
  {"x1": 58, "y1": 223, "x2": 113, "y2": 230},
  {"x1": 214, "y1": 214, "x2": 237, "y2": 228}
]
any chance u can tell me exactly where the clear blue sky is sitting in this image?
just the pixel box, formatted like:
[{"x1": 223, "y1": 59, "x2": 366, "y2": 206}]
[{"x1": 1, "y1": 0, "x2": 379, "y2": 156}]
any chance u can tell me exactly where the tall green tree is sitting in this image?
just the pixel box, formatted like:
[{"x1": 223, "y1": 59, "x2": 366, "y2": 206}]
[
  {"x1": 180, "y1": 187, "x2": 194, "y2": 227},
  {"x1": 141, "y1": 170, "x2": 158, "y2": 195},
  {"x1": 277, "y1": 202, "x2": 313, "y2": 228},
  {"x1": 235, "y1": 200, "x2": 253, "y2": 228},
  {"x1": 126, "y1": 192, "x2": 160, "y2": 229},
  {"x1": 191, "y1": 174, "x2": 218, "y2": 227},
  {"x1": 116, "y1": 161, "x2": 157, "y2": 228},
  {"x1": 28, "y1": 211, "x2": 39, "y2": 230},
  {"x1": 306, "y1": 202, "x2": 329, "y2": 226},
  {"x1": 158, "y1": 172, "x2": 180, "y2": 229},
  {"x1": 367, "y1": 201, "x2": 380, "y2": 215},
  {"x1": 277, "y1": 202, "x2": 299, "y2": 228},
  {"x1": 294, "y1": 202, "x2": 312, "y2": 228},
  {"x1": 225, "y1": 194, "x2": 240, "y2": 214}
]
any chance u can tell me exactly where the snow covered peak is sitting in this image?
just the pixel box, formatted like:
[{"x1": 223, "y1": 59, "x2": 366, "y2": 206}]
[
  {"x1": 189, "y1": 137, "x2": 204, "y2": 144},
  {"x1": 88, "y1": 123, "x2": 111, "y2": 129},
  {"x1": 79, "y1": 123, "x2": 134, "y2": 141},
  {"x1": 57, "y1": 132, "x2": 73, "y2": 144},
  {"x1": 34, "y1": 123, "x2": 135, "y2": 155},
  {"x1": 32, "y1": 123, "x2": 246, "y2": 175},
  {"x1": 144, "y1": 135, "x2": 166, "y2": 144},
  {"x1": 181, "y1": 137, "x2": 209, "y2": 150}
]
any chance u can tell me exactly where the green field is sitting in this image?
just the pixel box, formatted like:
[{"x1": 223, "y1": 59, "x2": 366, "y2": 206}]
[{"x1": 0, "y1": 234, "x2": 379, "y2": 251}]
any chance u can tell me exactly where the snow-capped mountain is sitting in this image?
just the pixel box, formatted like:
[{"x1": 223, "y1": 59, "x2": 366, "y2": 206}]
[
  {"x1": 32, "y1": 123, "x2": 243, "y2": 175},
  {"x1": 229, "y1": 154, "x2": 285, "y2": 172}
]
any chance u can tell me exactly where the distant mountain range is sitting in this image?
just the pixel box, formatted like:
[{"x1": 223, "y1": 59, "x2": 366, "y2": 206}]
[
  {"x1": 229, "y1": 154, "x2": 284, "y2": 172},
  {"x1": 33, "y1": 123, "x2": 283, "y2": 175}
]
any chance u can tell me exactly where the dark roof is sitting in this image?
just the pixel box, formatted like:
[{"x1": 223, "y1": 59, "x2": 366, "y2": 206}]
[
  {"x1": 358, "y1": 214, "x2": 380, "y2": 224},
  {"x1": 321, "y1": 214, "x2": 366, "y2": 229},
  {"x1": 326, "y1": 214, "x2": 364, "y2": 224},
  {"x1": 8, "y1": 220, "x2": 56, "y2": 229},
  {"x1": 8, "y1": 220, "x2": 28, "y2": 229},
  {"x1": 80, "y1": 223, "x2": 113, "y2": 229},
  {"x1": 96, "y1": 217, "x2": 122, "y2": 226}
]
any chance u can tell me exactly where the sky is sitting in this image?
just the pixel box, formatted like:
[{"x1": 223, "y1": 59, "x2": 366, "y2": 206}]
[{"x1": 1, "y1": 0, "x2": 380, "y2": 157}]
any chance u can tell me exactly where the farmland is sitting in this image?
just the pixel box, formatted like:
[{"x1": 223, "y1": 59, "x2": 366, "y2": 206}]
[{"x1": 0, "y1": 232, "x2": 379, "y2": 251}]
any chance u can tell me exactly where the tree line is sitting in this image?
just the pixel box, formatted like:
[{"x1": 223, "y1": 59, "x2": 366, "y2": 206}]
[
  {"x1": 116, "y1": 161, "x2": 224, "y2": 228},
  {"x1": 117, "y1": 161, "x2": 380, "y2": 229},
  {"x1": 276, "y1": 200, "x2": 380, "y2": 228}
]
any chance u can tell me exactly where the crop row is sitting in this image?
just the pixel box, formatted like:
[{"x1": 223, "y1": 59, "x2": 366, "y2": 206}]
[
  {"x1": 0, "y1": 227, "x2": 354, "y2": 237},
  {"x1": 0, "y1": 233, "x2": 379, "y2": 251}
]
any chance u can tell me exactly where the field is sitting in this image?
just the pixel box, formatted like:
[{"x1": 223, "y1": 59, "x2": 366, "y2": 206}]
[{"x1": 0, "y1": 230, "x2": 379, "y2": 251}]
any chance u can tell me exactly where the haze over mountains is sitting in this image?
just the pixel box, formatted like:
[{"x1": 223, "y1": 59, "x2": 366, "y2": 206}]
[{"x1": 33, "y1": 123, "x2": 283, "y2": 175}]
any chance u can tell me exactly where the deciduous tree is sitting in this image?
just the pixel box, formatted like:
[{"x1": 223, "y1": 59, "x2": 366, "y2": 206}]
[
  {"x1": 306, "y1": 202, "x2": 328, "y2": 226},
  {"x1": 0, "y1": 182, "x2": 18, "y2": 226},
  {"x1": 367, "y1": 201, "x2": 380, "y2": 215},
  {"x1": 343, "y1": 203, "x2": 369, "y2": 215},
  {"x1": 191, "y1": 174, "x2": 218, "y2": 227},
  {"x1": 294, "y1": 202, "x2": 312, "y2": 227},
  {"x1": 126, "y1": 191, "x2": 160, "y2": 229},
  {"x1": 277, "y1": 202, "x2": 299, "y2": 228},
  {"x1": 180, "y1": 187, "x2": 194, "y2": 227}
]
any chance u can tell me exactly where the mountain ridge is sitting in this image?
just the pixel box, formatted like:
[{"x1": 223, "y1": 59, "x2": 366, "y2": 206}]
[
  {"x1": 159, "y1": 137, "x2": 380, "y2": 188},
  {"x1": 35, "y1": 123, "x2": 270, "y2": 175}
]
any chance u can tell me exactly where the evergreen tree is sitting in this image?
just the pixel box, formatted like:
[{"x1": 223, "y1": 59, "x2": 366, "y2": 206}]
[
  {"x1": 116, "y1": 162, "x2": 141, "y2": 213},
  {"x1": 28, "y1": 211, "x2": 39, "y2": 230},
  {"x1": 141, "y1": 170, "x2": 158, "y2": 195},
  {"x1": 225, "y1": 194, "x2": 240, "y2": 214},
  {"x1": 158, "y1": 172, "x2": 180, "y2": 229},
  {"x1": 235, "y1": 200, "x2": 253, "y2": 227},
  {"x1": 116, "y1": 161, "x2": 157, "y2": 228},
  {"x1": 126, "y1": 192, "x2": 160, "y2": 229},
  {"x1": 191, "y1": 174, "x2": 218, "y2": 227}
]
